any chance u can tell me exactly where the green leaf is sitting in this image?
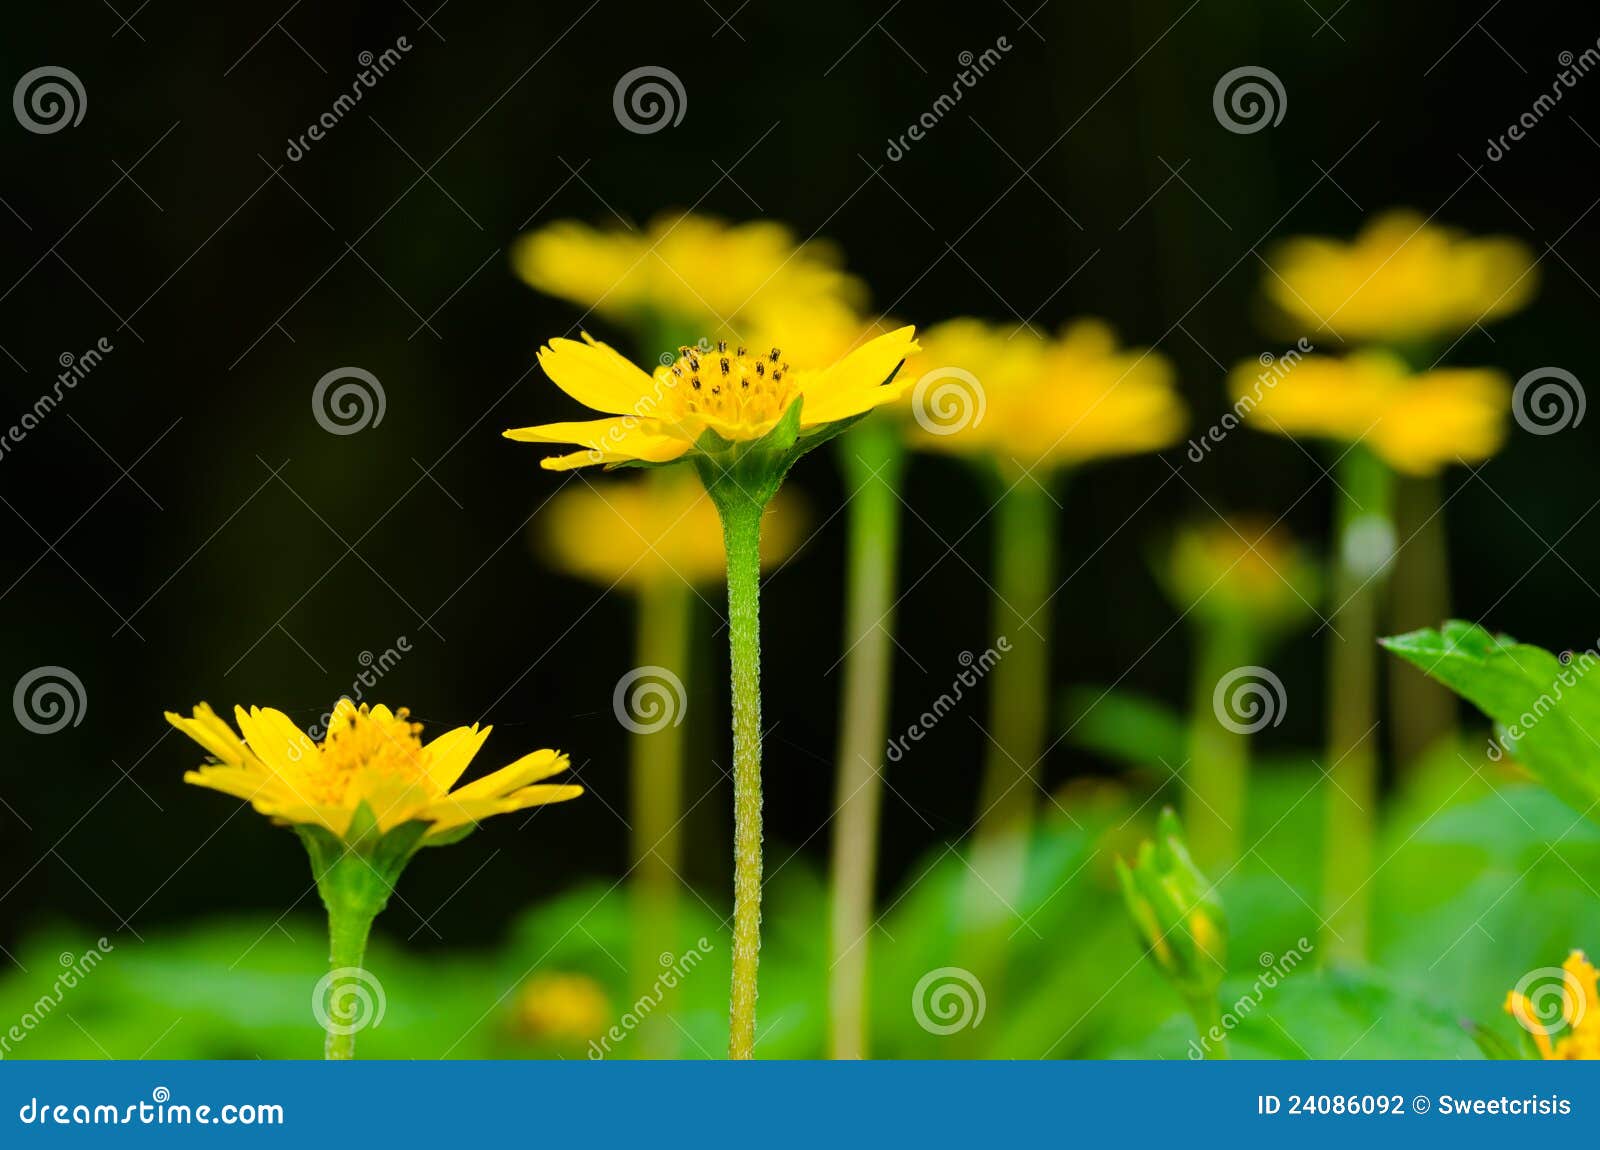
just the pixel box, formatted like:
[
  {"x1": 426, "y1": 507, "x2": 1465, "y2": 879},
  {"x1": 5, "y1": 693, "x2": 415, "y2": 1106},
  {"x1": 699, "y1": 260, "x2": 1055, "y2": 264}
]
[
  {"x1": 1059, "y1": 685, "x2": 1188, "y2": 772},
  {"x1": 1381, "y1": 621, "x2": 1600, "y2": 823}
]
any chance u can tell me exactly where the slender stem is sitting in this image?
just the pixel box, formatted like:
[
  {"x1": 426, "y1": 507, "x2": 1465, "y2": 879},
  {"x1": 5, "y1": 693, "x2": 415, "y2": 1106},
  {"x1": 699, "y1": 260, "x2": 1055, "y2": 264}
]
[
  {"x1": 1387, "y1": 473, "x2": 1456, "y2": 767},
  {"x1": 1184, "y1": 622, "x2": 1257, "y2": 870},
  {"x1": 718, "y1": 493, "x2": 766, "y2": 1059},
  {"x1": 630, "y1": 570, "x2": 692, "y2": 1057},
  {"x1": 970, "y1": 477, "x2": 1058, "y2": 902},
  {"x1": 828, "y1": 422, "x2": 905, "y2": 1061},
  {"x1": 323, "y1": 903, "x2": 378, "y2": 1060},
  {"x1": 1320, "y1": 446, "x2": 1395, "y2": 963},
  {"x1": 1184, "y1": 993, "x2": 1230, "y2": 1059}
]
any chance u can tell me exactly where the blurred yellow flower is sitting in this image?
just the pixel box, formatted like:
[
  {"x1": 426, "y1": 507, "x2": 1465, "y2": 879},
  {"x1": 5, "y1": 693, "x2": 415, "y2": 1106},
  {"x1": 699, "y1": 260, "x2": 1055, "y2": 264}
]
[
  {"x1": 1165, "y1": 517, "x2": 1319, "y2": 631},
  {"x1": 170, "y1": 700, "x2": 581, "y2": 840},
  {"x1": 504, "y1": 326, "x2": 919, "y2": 471},
  {"x1": 1265, "y1": 209, "x2": 1536, "y2": 343},
  {"x1": 511, "y1": 213, "x2": 865, "y2": 333},
  {"x1": 909, "y1": 318, "x2": 1185, "y2": 472},
  {"x1": 1505, "y1": 951, "x2": 1600, "y2": 1060},
  {"x1": 514, "y1": 972, "x2": 612, "y2": 1043},
  {"x1": 540, "y1": 471, "x2": 806, "y2": 588},
  {"x1": 1230, "y1": 351, "x2": 1508, "y2": 476}
]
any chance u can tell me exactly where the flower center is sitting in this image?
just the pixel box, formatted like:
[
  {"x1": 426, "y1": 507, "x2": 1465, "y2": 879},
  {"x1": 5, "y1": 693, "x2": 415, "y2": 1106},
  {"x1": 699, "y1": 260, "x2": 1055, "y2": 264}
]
[
  {"x1": 660, "y1": 340, "x2": 797, "y2": 436},
  {"x1": 311, "y1": 704, "x2": 431, "y2": 805}
]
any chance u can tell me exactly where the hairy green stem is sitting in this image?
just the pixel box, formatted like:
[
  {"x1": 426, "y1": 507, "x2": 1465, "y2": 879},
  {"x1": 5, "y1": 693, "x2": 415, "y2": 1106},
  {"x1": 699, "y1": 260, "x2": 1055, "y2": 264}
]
[
  {"x1": 322, "y1": 902, "x2": 377, "y2": 1060},
  {"x1": 630, "y1": 570, "x2": 692, "y2": 1057},
  {"x1": 827, "y1": 422, "x2": 905, "y2": 1060},
  {"x1": 1320, "y1": 446, "x2": 1395, "y2": 963},
  {"x1": 718, "y1": 493, "x2": 766, "y2": 1059}
]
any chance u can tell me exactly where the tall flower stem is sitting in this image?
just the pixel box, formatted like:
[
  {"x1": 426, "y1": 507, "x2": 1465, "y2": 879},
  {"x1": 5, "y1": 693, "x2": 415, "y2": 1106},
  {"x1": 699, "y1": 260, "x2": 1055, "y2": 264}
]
[
  {"x1": 1184, "y1": 621, "x2": 1257, "y2": 870},
  {"x1": 630, "y1": 566, "x2": 692, "y2": 1057},
  {"x1": 322, "y1": 902, "x2": 378, "y2": 1060},
  {"x1": 969, "y1": 476, "x2": 1058, "y2": 924},
  {"x1": 1320, "y1": 445, "x2": 1394, "y2": 963},
  {"x1": 716, "y1": 490, "x2": 766, "y2": 1059},
  {"x1": 1388, "y1": 473, "x2": 1456, "y2": 767},
  {"x1": 1184, "y1": 993, "x2": 1230, "y2": 1059},
  {"x1": 827, "y1": 421, "x2": 905, "y2": 1061}
]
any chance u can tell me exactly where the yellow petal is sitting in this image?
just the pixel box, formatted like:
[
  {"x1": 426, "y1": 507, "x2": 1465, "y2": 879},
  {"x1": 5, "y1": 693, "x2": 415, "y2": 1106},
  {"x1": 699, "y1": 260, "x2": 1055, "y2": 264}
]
[
  {"x1": 798, "y1": 376, "x2": 912, "y2": 425},
  {"x1": 503, "y1": 416, "x2": 692, "y2": 470},
  {"x1": 166, "y1": 703, "x2": 254, "y2": 767},
  {"x1": 233, "y1": 706, "x2": 319, "y2": 791},
  {"x1": 502, "y1": 783, "x2": 586, "y2": 812},
  {"x1": 803, "y1": 325, "x2": 919, "y2": 407},
  {"x1": 423, "y1": 723, "x2": 492, "y2": 792},
  {"x1": 449, "y1": 750, "x2": 569, "y2": 802},
  {"x1": 536, "y1": 334, "x2": 659, "y2": 415}
]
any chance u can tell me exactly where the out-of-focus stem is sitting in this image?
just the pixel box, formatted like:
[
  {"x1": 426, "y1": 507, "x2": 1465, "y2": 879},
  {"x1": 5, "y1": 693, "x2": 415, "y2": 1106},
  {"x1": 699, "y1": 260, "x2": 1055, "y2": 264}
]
[
  {"x1": 1185, "y1": 622, "x2": 1258, "y2": 870},
  {"x1": 827, "y1": 421, "x2": 905, "y2": 1061},
  {"x1": 1320, "y1": 446, "x2": 1394, "y2": 963},
  {"x1": 1388, "y1": 473, "x2": 1456, "y2": 768},
  {"x1": 630, "y1": 564, "x2": 692, "y2": 1058}
]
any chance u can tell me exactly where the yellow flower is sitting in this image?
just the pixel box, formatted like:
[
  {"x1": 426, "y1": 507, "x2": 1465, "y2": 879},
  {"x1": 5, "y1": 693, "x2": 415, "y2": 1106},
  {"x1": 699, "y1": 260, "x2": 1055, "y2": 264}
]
[
  {"x1": 511, "y1": 212, "x2": 865, "y2": 332},
  {"x1": 1166, "y1": 517, "x2": 1319, "y2": 631},
  {"x1": 909, "y1": 318, "x2": 1185, "y2": 472},
  {"x1": 540, "y1": 470, "x2": 806, "y2": 588},
  {"x1": 514, "y1": 973, "x2": 612, "y2": 1043},
  {"x1": 1265, "y1": 209, "x2": 1537, "y2": 342},
  {"x1": 169, "y1": 700, "x2": 581, "y2": 840},
  {"x1": 1505, "y1": 951, "x2": 1600, "y2": 1059},
  {"x1": 1231, "y1": 351, "x2": 1508, "y2": 476},
  {"x1": 503, "y1": 326, "x2": 919, "y2": 471}
]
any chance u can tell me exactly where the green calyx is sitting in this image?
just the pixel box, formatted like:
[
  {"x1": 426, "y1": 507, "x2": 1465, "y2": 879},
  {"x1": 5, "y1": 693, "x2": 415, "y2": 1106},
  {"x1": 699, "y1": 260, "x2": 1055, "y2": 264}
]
[
  {"x1": 689, "y1": 396, "x2": 867, "y2": 512},
  {"x1": 297, "y1": 804, "x2": 435, "y2": 921},
  {"x1": 1115, "y1": 807, "x2": 1229, "y2": 1000}
]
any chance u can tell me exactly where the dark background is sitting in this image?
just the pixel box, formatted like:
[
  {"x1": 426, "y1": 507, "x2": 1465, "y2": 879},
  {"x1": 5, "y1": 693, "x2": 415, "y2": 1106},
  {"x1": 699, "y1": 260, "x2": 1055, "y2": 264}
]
[{"x1": 2, "y1": 0, "x2": 1597, "y2": 954}]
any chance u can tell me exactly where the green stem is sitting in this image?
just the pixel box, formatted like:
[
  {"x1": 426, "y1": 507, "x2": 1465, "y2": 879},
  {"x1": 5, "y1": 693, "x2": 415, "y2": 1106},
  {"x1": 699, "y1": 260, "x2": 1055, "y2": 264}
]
[
  {"x1": 717, "y1": 492, "x2": 766, "y2": 1059},
  {"x1": 827, "y1": 422, "x2": 905, "y2": 1061},
  {"x1": 1184, "y1": 993, "x2": 1230, "y2": 1059},
  {"x1": 1185, "y1": 622, "x2": 1258, "y2": 870},
  {"x1": 970, "y1": 477, "x2": 1058, "y2": 902},
  {"x1": 322, "y1": 901, "x2": 378, "y2": 1060},
  {"x1": 1387, "y1": 473, "x2": 1457, "y2": 768},
  {"x1": 630, "y1": 569, "x2": 693, "y2": 1058},
  {"x1": 1320, "y1": 446, "x2": 1395, "y2": 963}
]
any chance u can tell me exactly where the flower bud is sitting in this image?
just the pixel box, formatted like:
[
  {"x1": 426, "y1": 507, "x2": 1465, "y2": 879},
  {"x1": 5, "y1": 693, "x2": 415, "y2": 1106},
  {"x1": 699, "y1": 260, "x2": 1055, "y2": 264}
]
[{"x1": 1115, "y1": 807, "x2": 1228, "y2": 1000}]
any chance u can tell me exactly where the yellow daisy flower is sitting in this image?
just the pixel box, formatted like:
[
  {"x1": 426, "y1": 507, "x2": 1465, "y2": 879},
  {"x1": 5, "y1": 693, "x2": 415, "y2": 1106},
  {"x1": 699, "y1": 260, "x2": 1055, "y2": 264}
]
[
  {"x1": 1231, "y1": 351, "x2": 1509, "y2": 476},
  {"x1": 1265, "y1": 209, "x2": 1537, "y2": 342},
  {"x1": 909, "y1": 318, "x2": 1185, "y2": 471},
  {"x1": 1505, "y1": 950, "x2": 1600, "y2": 1060},
  {"x1": 169, "y1": 700, "x2": 581, "y2": 840},
  {"x1": 511, "y1": 212, "x2": 866, "y2": 332},
  {"x1": 503, "y1": 326, "x2": 919, "y2": 471},
  {"x1": 1165, "y1": 517, "x2": 1320, "y2": 632},
  {"x1": 540, "y1": 470, "x2": 805, "y2": 589},
  {"x1": 513, "y1": 972, "x2": 612, "y2": 1044}
]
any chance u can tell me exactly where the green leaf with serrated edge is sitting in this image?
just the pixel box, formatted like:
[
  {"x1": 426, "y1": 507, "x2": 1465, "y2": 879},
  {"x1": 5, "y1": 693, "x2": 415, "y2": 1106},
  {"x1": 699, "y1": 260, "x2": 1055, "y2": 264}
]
[{"x1": 1381, "y1": 621, "x2": 1600, "y2": 824}]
